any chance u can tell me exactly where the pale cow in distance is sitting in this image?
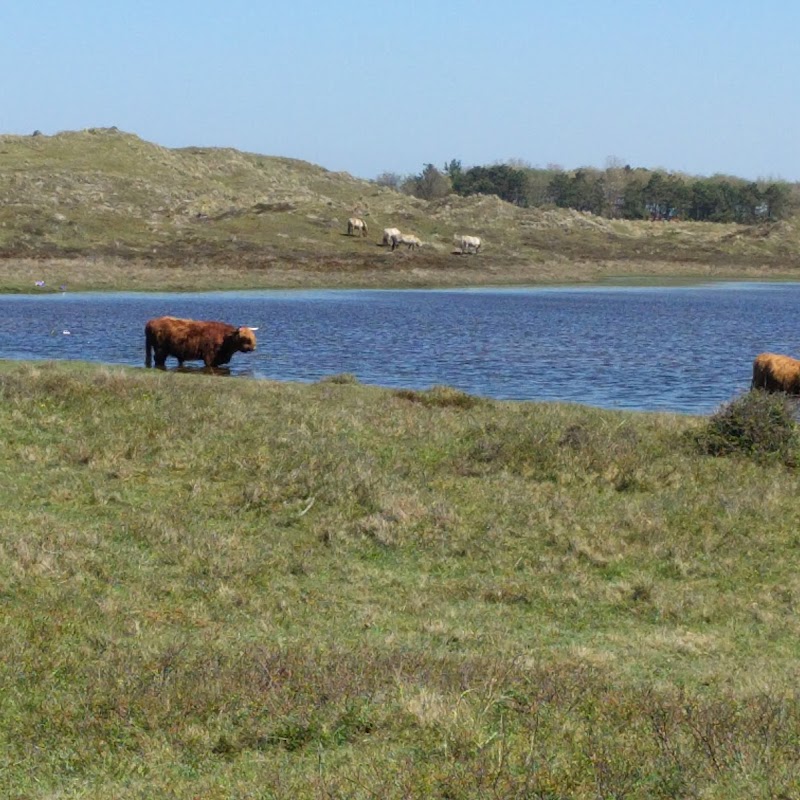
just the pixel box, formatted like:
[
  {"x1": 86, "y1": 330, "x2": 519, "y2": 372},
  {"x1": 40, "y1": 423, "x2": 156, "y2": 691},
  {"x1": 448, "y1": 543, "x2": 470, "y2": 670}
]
[
  {"x1": 347, "y1": 217, "x2": 368, "y2": 237},
  {"x1": 456, "y1": 234, "x2": 482, "y2": 254},
  {"x1": 752, "y1": 352, "x2": 800, "y2": 393},
  {"x1": 382, "y1": 227, "x2": 401, "y2": 246},
  {"x1": 391, "y1": 233, "x2": 421, "y2": 251}
]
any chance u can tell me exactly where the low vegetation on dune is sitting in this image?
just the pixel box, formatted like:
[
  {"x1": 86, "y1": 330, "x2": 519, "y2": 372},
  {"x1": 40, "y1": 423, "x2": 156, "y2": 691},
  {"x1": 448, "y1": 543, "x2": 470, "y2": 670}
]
[
  {"x1": 3, "y1": 127, "x2": 800, "y2": 292},
  {"x1": 2, "y1": 362, "x2": 800, "y2": 797}
]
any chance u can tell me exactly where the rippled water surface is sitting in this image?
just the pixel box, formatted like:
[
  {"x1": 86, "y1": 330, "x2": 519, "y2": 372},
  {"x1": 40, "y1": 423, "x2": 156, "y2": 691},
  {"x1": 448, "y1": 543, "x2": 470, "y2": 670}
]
[{"x1": 1, "y1": 283, "x2": 799, "y2": 414}]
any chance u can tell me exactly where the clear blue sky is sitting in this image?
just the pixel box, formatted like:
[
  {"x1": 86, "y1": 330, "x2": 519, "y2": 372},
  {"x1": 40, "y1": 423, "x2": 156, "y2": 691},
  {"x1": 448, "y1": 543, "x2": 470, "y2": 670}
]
[{"x1": 3, "y1": 1, "x2": 797, "y2": 181}]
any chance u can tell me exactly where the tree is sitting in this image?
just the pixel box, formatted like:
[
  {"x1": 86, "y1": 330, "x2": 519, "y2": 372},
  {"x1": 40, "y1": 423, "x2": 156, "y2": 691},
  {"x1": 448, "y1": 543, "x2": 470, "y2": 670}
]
[
  {"x1": 603, "y1": 157, "x2": 629, "y2": 218},
  {"x1": 374, "y1": 172, "x2": 403, "y2": 191},
  {"x1": 444, "y1": 159, "x2": 464, "y2": 192},
  {"x1": 546, "y1": 172, "x2": 574, "y2": 208},
  {"x1": 523, "y1": 167, "x2": 559, "y2": 207},
  {"x1": 762, "y1": 183, "x2": 791, "y2": 221},
  {"x1": 544, "y1": 169, "x2": 605, "y2": 214},
  {"x1": 456, "y1": 164, "x2": 528, "y2": 206},
  {"x1": 406, "y1": 164, "x2": 451, "y2": 200},
  {"x1": 416, "y1": 156, "x2": 797, "y2": 223},
  {"x1": 689, "y1": 180, "x2": 726, "y2": 221},
  {"x1": 621, "y1": 177, "x2": 647, "y2": 219},
  {"x1": 738, "y1": 182, "x2": 762, "y2": 224},
  {"x1": 570, "y1": 169, "x2": 605, "y2": 214},
  {"x1": 641, "y1": 172, "x2": 690, "y2": 219}
]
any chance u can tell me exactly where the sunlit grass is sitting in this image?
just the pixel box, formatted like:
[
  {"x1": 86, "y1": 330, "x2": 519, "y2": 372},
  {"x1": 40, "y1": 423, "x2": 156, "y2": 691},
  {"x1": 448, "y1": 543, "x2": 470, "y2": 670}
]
[{"x1": 2, "y1": 361, "x2": 800, "y2": 796}]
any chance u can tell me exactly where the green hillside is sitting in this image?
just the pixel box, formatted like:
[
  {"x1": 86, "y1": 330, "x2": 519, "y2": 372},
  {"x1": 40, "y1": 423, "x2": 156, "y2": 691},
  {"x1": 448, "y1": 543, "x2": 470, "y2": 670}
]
[{"x1": 2, "y1": 127, "x2": 800, "y2": 291}]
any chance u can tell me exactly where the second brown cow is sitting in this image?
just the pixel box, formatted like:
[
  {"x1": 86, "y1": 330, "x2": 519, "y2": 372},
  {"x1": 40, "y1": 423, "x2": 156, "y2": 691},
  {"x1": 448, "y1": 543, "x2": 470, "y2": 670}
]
[
  {"x1": 145, "y1": 316, "x2": 257, "y2": 369},
  {"x1": 751, "y1": 352, "x2": 800, "y2": 393}
]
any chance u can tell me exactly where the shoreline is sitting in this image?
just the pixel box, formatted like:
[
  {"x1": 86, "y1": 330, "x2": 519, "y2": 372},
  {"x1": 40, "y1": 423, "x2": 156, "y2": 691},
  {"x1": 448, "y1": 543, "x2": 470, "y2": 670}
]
[
  {"x1": 2, "y1": 254, "x2": 800, "y2": 294},
  {"x1": 7, "y1": 274, "x2": 800, "y2": 298}
]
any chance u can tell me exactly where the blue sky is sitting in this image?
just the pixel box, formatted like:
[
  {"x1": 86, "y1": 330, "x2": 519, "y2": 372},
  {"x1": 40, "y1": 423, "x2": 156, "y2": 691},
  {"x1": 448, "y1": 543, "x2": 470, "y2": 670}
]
[{"x1": 2, "y1": 1, "x2": 797, "y2": 181}]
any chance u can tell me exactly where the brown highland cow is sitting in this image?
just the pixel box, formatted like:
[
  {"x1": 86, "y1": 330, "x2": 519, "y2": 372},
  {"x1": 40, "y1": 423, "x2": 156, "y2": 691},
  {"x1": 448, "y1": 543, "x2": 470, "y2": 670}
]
[
  {"x1": 144, "y1": 316, "x2": 257, "y2": 369},
  {"x1": 752, "y1": 352, "x2": 800, "y2": 394}
]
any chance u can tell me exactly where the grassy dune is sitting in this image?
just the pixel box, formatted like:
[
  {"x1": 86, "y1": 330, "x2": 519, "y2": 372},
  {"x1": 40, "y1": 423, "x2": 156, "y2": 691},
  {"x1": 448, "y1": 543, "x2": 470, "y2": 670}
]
[
  {"x1": 2, "y1": 362, "x2": 800, "y2": 797},
  {"x1": 3, "y1": 127, "x2": 800, "y2": 292},
  {"x1": 3, "y1": 128, "x2": 800, "y2": 797}
]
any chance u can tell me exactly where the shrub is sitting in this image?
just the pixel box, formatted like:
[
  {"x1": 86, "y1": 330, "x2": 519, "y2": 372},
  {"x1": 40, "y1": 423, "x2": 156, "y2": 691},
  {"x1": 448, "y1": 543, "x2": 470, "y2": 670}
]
[
  {"x1": 318, "y1": 372, "x2": 359, "y2": 385},
  {"x1": 696, "y1": 390, "x2": 800, "y2": 463},
  {"x1": 394, "y1": 385, "x2": 483, "y2": 409}
]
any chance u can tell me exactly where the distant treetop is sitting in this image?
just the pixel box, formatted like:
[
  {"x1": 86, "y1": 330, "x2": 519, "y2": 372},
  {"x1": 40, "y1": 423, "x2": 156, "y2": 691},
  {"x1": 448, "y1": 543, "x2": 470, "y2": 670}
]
[{"x1": 384, "y1": 160, "x2": 798, "y2": 222}]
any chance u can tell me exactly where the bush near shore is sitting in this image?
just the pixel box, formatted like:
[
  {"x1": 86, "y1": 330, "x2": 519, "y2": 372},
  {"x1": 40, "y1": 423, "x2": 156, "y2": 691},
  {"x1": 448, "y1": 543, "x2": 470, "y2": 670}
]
[{"x1": 2, "y1": 362, "x2": 800, "y2": 798}]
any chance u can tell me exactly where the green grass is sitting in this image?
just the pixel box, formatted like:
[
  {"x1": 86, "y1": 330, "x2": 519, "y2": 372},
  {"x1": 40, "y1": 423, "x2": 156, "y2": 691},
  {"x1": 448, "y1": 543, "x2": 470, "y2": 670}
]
[{"x1": 2, "y1": 361, "x2": 800, "y2": 797}]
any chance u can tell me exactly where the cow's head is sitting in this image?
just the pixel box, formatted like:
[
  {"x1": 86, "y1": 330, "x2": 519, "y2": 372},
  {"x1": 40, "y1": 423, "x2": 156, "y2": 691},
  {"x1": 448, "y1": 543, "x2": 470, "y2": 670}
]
[{"x1": 236, "y1": 326, "x2": 258, "y2": 352}]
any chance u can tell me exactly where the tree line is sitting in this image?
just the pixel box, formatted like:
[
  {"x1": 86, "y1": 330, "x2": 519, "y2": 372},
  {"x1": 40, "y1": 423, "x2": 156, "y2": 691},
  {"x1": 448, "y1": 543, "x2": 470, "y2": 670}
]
[{"x1": 376, "y1": 160, "x2": 798, "y2": 224}]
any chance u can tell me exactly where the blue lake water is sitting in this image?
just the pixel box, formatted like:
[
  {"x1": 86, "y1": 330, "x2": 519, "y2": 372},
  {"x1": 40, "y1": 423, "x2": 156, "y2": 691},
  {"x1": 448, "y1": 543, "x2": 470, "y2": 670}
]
[{"x1": 1, "y1": 282, "x2": 798, "y2": 415}]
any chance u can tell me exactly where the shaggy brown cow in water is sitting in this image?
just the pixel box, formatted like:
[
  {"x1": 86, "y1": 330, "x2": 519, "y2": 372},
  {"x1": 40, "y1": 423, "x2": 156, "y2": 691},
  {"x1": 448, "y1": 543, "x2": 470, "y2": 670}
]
[
  {"x1": 751, "y1": 352, "x2": 800, "y2": 393},
  {"x1": 145, "y1": 316, "x2": 257, "y2": 369}
]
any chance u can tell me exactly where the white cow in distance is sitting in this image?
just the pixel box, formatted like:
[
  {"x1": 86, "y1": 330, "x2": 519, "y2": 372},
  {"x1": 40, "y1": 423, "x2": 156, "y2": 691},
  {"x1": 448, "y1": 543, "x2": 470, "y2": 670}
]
[
  {"x1": 391, "y1": 233, "x2": 421, "y2": 251},
  {"x1": 456, "y1": 234, "x2": 481, "y2": 254},
  {"x1": 347, "y1": 217, "x2": 368, "y2": 236},
  {"x1": 382, "y1": 227, "x2": 401, "y2": 246}
]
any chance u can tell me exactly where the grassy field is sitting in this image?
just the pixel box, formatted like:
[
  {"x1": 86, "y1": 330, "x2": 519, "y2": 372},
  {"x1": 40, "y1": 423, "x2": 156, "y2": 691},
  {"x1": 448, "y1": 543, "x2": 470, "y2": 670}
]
[
  {"x1": 3, "y1": 127, "x2": 800, "y2": 292},
  {"x1": 2, "y1": 361, "x2": 800, "y2": 797},
  {"x1": 3, "y1": 127, "x2": 800, "y2": 797}
]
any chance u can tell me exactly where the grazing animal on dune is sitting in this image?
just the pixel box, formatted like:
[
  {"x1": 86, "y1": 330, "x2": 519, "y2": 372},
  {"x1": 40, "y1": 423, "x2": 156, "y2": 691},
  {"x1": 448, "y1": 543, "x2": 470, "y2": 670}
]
[
  {"x1": 752, "y1": 352, "x2": 800, "y2": 393},
  {"x1": 145, "y1": 316, "x2": 258, "y2": 369},
  {"x1": 382, "y1": 227, "x2": 401, "y2": 246},
  {"x1": 456, "y1": 234, "x2": 482, "y2": 254},
  {"x1": 347, "y1": 217, "x2": 368, "y2": 236},
  {"x1": 391, "y1": 233, "x2": 421, "y2": 251}
]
